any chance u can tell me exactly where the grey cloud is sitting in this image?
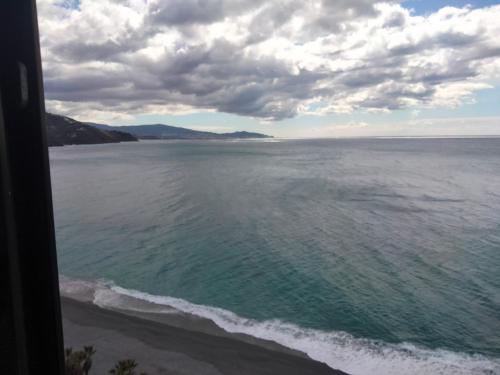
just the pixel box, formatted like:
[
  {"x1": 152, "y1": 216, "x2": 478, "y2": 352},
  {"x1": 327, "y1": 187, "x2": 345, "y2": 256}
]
[
  {"x1": 40, "y1": 1, "x2": 500, "y2": 120},
  {"x1": 246, "y1": 1, "x2": 302, "y2": 44},
  {"x1": 310, "y1": 0, "x2": 380, "y2": 34},
  {"x1": 338, "y1": 68, "x2": 404, "y2": 88},
  {"x1": 150, "y1": 0, "x2": 225, "y2": 25},
  {"x1": 387, "y1": 31, "x2": 482, "y2": 59},
  {"x1": 44, "y1": 73, "x2": 125, "y2": 93},
  {"x1": 149, "y1": 0, "x2": 265, "y2": 26},
  {"x1": 53, "y1": 40, "x2": 126, "y2": 61},
  {"x1": 383, "y1": 11, "x2": 406, "y2": 28}
]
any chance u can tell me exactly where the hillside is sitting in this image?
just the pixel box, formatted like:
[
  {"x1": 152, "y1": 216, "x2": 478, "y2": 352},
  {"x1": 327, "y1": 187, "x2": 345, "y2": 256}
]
[
  {"x1": 88, "y1": 123, "x2": 272, "y2": 140},
  {"x1": 46, "y1": 113, "x2": 138, "y2": 146}
]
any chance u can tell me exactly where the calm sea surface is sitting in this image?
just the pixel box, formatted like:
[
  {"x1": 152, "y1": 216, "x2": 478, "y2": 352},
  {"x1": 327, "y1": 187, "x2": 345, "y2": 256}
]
[{"x1": 50, "y1": 138, "x2": 500, "y2": 375}]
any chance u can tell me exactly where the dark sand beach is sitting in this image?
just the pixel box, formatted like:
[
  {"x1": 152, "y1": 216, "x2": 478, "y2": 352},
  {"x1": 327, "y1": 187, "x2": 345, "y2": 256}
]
[{"x1": 61, "y1": 297, "x2": 347, "y2": 375}]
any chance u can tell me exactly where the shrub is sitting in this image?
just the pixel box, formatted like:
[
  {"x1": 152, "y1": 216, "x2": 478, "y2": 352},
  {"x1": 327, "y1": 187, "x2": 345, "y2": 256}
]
[{"x1": 64, "y1": 346, "x2": 148, "y2": 375}]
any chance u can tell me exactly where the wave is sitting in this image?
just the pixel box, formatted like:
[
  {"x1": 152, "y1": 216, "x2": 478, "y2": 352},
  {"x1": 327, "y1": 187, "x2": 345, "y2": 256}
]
[{"x1": 59, "y1": 276, "x2": 500, "y2": 375}]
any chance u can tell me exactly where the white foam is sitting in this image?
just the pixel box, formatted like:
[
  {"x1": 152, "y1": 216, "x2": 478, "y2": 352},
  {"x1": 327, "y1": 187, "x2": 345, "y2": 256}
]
[
  {"x1": 61, "y1": 276, "x2": 500, "y2": 375},
  {"x1": 59, "y1": 275, "x2": 98, "y2": 302}
]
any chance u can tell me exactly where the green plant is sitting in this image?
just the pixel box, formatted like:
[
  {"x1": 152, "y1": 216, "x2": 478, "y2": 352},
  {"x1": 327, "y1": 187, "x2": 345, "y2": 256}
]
[
  {"x1": 64, "y1": 346, "x2": 95, "y2": 375},
  {"x1": 109, "y1": 359, "x2": 148, "y2": 375},
  {"x1": 82, "y1": 346, "x2": 96, "y2": 375},
  {"x1": 64, "y1": 346, "x2": 148, "y2": 375}
]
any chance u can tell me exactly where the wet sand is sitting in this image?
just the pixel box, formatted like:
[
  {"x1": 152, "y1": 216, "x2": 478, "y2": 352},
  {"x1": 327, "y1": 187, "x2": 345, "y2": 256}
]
[{"x1": 61, "y1": 296, "x2": 348, "y2": 375}]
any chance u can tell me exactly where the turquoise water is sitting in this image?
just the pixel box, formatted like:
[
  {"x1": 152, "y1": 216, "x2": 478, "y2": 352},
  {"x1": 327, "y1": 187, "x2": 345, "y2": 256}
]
[{"x1": 50, "y1": 138, "x2": 500, "y2": 374}]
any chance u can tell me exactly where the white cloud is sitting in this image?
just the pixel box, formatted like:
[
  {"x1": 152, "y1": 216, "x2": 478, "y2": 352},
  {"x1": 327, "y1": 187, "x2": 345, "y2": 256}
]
[{"x1": 38, "y1": 0, "x2": 500, "y2": 122}]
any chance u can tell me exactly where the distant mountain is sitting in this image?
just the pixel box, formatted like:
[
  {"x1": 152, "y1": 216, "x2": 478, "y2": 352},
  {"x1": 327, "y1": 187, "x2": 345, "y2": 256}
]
[
  {"x1": 88, "y1": 123, "x2": 272, "y2": 140},
  {"x1": 46, "y1": 113, "x2": 138, "y2": 147}
]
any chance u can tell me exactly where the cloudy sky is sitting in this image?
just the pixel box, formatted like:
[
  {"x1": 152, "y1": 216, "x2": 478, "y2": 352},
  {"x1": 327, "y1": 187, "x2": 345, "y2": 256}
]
[{"x1": 38, "y1": 0, "x2": 500, "y2": 137}]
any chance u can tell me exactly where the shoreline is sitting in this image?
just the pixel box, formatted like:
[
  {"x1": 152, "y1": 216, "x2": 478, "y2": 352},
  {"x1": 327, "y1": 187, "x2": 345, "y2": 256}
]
[
  {"x1": 61, "y1": 296, "x2": 348, "y2": 375},
  {"x1": 58, "y1": 276, "x2": 500, "y2": 375}
]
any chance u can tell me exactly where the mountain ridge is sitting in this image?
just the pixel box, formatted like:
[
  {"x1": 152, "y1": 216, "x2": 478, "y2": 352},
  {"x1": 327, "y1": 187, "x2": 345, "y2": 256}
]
[
  {"x1": 46, "y1": 113, "x2": 138, "y2": 146},
  {"x1": 88, "y1": 123, "x2": 273, "y2": 140}
]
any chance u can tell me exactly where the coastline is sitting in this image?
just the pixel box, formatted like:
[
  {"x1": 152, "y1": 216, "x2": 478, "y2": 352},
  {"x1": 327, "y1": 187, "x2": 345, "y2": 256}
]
[
  {"x1": 58, "y1": 275, "x2": 500, "y2": 375},
  {"x1": 61, "y1": 296, "x2": 347, "y2": 375}
]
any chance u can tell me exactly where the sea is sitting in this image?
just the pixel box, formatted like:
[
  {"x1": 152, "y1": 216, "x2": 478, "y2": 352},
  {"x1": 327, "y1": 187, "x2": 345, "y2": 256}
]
[{"x1": 49, "y1": 138, "x2": 500, "y2": 375}]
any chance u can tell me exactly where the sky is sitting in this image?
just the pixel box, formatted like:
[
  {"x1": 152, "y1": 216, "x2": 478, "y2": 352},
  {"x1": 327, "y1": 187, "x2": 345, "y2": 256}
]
[{"x1": 37, "y1": 0, "x2": 500, "y2": 137}]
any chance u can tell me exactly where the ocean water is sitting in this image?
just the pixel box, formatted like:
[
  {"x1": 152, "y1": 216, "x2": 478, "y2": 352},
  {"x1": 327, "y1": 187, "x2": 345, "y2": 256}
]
[{"x1": 49, "y1": 138, "x2": 500, "y2": 375}]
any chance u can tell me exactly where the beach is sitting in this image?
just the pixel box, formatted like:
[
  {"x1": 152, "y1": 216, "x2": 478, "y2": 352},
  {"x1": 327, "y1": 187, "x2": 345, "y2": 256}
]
[{"x1": 61, "y1": 296, "x2": 347, "y2": 375}]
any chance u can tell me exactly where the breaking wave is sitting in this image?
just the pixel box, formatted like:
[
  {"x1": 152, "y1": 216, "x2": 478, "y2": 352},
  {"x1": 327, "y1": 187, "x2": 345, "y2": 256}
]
[{"x1": 60, "y1": 276, "x2": 500, "y2": 375}]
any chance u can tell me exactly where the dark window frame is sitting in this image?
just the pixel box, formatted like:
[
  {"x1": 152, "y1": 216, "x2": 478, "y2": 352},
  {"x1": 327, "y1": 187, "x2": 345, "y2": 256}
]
[{"x1": 1, "y1": 1, "x2": 65, "y2": 374}]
